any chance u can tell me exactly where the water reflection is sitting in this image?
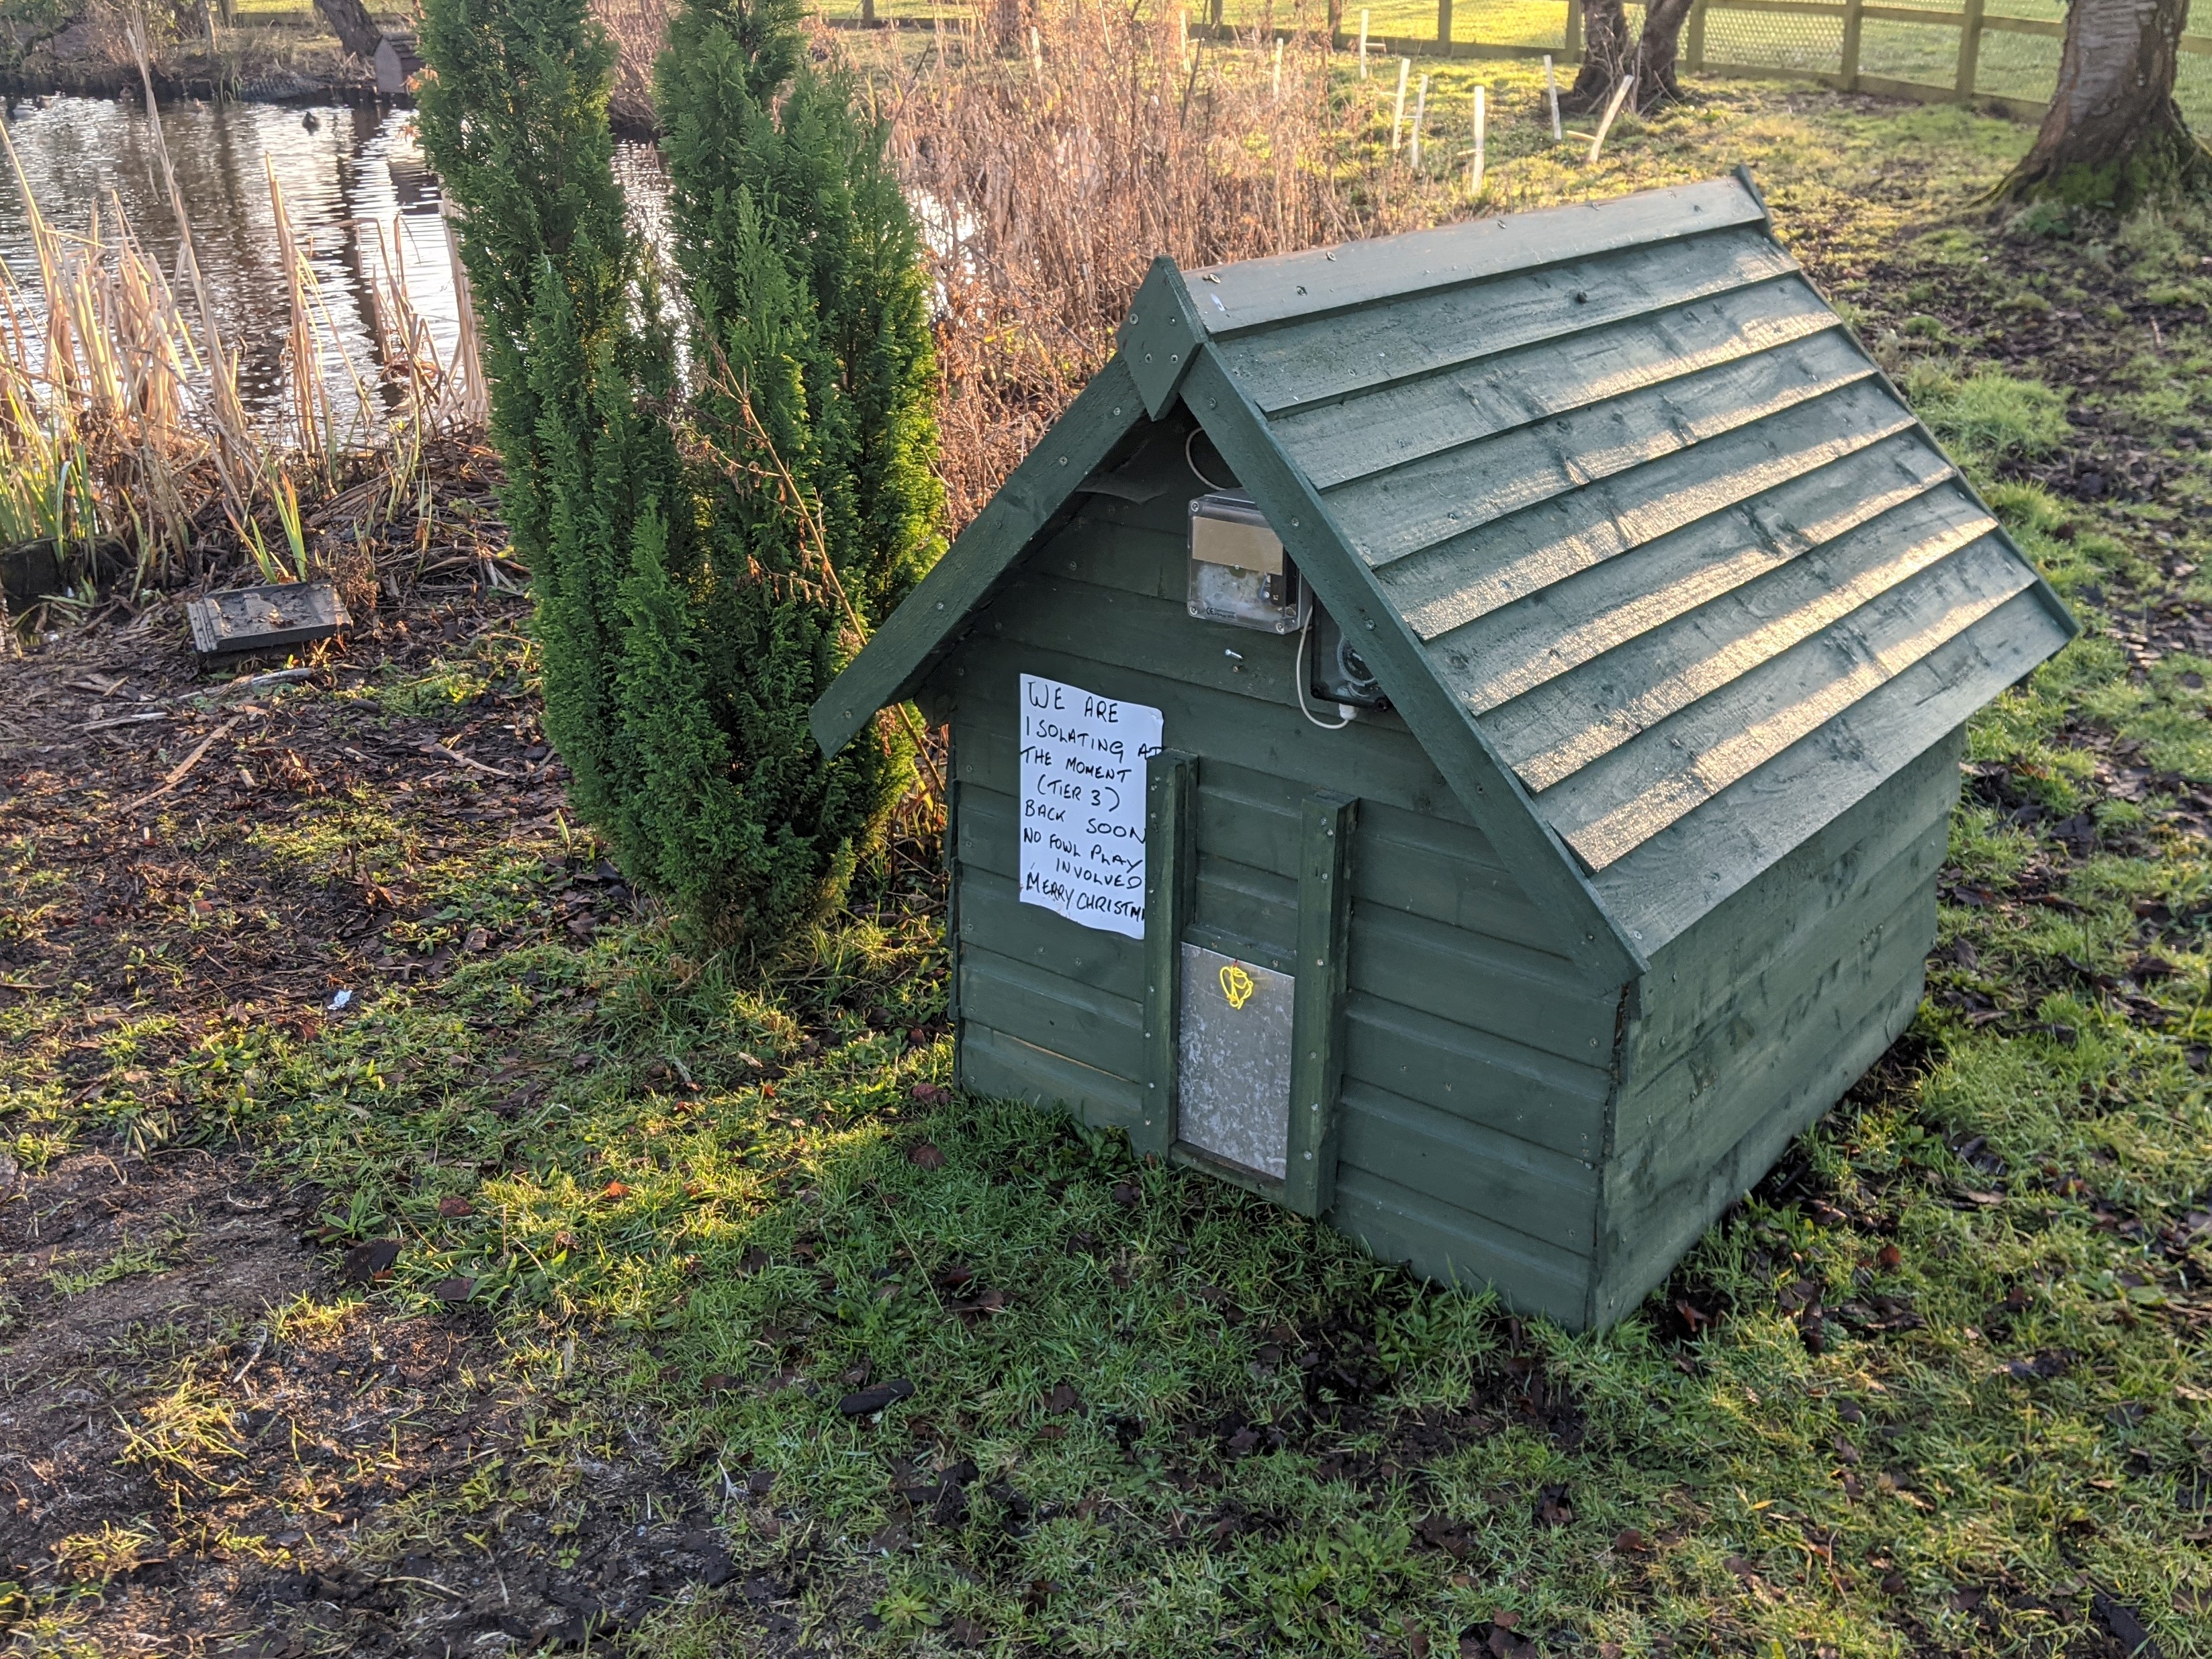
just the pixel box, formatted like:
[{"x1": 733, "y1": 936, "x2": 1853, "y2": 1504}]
[
  {"x1": 0, "y1": 95, "x2": 668, "y2": 433},
  {"x1": 2, "y1": 96, "x2": 463, "y2": 426}
]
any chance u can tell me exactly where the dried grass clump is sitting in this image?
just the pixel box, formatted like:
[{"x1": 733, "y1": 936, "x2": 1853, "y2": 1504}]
[
  {"x1": 0, "y1": 79, "x2": 485, "y2": 630},
  {"x1": 848, "y1": 2, "x2": 1459, "y2": 526}
]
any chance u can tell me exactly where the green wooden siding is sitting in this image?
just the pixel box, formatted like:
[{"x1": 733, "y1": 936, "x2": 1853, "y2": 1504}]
[
  {"x1": 941, "y1": 499, "x2": 1615, "y2": 1305},
  {"x1": 1587, "y1": 731, "x2": 1961, "y2": 1321}
]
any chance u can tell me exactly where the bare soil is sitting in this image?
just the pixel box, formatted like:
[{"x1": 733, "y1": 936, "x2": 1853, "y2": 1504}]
[{"x1": 0, "y1": 577, "x2": 739, "y2": 1655}]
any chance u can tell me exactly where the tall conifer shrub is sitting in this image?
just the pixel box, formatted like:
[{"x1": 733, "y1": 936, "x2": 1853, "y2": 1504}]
[{"x1": 420, "y1": 0, "x2": 942, "y2": 946}]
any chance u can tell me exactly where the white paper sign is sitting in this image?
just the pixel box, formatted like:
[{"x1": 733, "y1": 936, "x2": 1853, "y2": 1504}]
[{"x1": 1017, "y1": 673, "x2": 1164, "y2": 938}]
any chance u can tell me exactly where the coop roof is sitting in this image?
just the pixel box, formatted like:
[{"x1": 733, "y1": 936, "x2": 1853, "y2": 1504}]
[{"x1": 813, "y1": 170, "x2": 2074, "y2": 963}]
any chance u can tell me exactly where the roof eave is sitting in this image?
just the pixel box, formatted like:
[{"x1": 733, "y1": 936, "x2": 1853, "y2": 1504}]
[{"x1": 809, "y1": 353, "x2": 1150, "y2": 758}]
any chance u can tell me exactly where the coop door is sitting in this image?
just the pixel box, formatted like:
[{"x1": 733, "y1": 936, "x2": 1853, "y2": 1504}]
[{"x1": 1177, "y1": 944, "x2": 1294, "y2": 1180}]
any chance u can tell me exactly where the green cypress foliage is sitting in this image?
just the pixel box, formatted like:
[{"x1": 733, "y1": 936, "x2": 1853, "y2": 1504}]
[{"x1": 420, "y1": 0, "x2": 941, "y2": 947}]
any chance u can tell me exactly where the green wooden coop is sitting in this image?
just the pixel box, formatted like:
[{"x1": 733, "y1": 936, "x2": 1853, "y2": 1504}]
[{"x1": 812, "y1": 171, "x2": 2075, "y2": 1329}]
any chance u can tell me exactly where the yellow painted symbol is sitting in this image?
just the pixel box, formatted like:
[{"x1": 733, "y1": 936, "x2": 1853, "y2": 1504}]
[{"x1": 1219, "y1": 962, "x2": 1256, "y2": 1010}]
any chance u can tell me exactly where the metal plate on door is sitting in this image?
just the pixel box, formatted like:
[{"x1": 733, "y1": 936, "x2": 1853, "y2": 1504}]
[{"x1": 1177, "y1": 943, "x2": 1293, "y2": 1180}]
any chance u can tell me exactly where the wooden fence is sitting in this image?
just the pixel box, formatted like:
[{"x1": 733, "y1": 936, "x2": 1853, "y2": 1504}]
[{"x1": 828, "y1": 0, "x2": 2211, "y2": 125}]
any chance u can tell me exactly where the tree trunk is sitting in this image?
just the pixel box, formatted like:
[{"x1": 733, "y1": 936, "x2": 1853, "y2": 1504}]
[
  {"x1": 1561, "y1": 0, "x2": 1633, "y2": 112},
  {"x1": 1632, "y1": 0, "x2": 1699, "y2": 107},
  {"x1": 988, "y1": 0, "x2": 1024, "y2": 52},
  {"x1": 312, "y1": 0, "x2": 385, "y2": 61},
  {"x1": 1998, "y1": 0, "x2": 2205, "y2": 203}
]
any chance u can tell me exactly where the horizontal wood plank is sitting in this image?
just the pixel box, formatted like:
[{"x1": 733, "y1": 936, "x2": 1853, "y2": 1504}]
[
  {"x1": 1489, "y1": 495, "x2": 2002, "y2": 790},
  {"x1": 1429, "y1": 430, "x2": 1957, "y2": 716},
  {"x1": 1540, "y1": 537, "x2": 2041, "y2": 867},
  {"x1": 1377, "y1": 378, "x2": 1918, "y2": 638},
  {"x1": 1332, "y1": 1166, "x2": 1594, "y2": 1323},
  {"x1": 1343, "y1": 992, "x2": 1614, "y2": 1163},
  {"x1": 1626, "y1": 734, "x2": 1957, "y2": 1068},
  {"x1": 1186, "y1": 175, "x2": 1766, "y2": 338},
  {"x1": 958, "y1": 943, "x2": 1144, "y2": 1082},
  {"x1": 960, "y1": 1021, "x2": 1144, "y2": 1129},
  {"x1": 1329, "y1": 330, "x2": 1876, "y2": 567},
  {"x1": 1228, "y1": 228, "x2": 1797, "y2": 421},
  {"x1": 1277, "y1": 273, "x2": 1835, "y2": 490},
  {"x1": 1595, "y1": 589, "x2": 2067, "y2": 947},
  {"x1": 1336, "y1": 1079, "x2": 1599, "y2": 1258}
]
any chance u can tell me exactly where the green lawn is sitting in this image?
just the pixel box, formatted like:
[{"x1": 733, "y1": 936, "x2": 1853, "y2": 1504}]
[{"x1": 6, "y1": 79, "x2": 2212, "y2": 1659}]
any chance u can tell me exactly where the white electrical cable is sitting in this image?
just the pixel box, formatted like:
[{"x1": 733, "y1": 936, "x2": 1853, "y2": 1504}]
[
  {"x1": 1295, "y1": 611, "x2": 1354, "y2": 730},
  {"x1": 1184, "y1": 426, "x2": 1232, "y2": 491}
]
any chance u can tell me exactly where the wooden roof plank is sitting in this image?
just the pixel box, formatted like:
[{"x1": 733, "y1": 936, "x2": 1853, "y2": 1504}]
[
  {"x1": 1482, "y1": 493, "x2": 2003, "y2": 786},
  {"x1": 1277, "y1": 273, "x2": 1836, "y2": 490},
  {"x1": 1431, "y1": 433, "x2": 1960, "y2": 716},
  {"x1": 1536, "y1": 536, "x2": 2046, "y2": 867},
  {"x1": 1177, "y1": 344, "x2": 1649, "y2": 987},
  {"x1": 1328, "y1": 330, "x2": 1877, "y2": 566},
  {"x1": 1186, "y1": 174, "x2": 1768, "y2": 337},
  {"x1": 1224, "y1": 226, "x2": 1797, "y2": 418},
  {"x1": 1377, "y1": 379, "x2": 1918, "y2": 639},
  {"x1": 1593, "y1": 587, "x2": 2071, "y2": 947}
]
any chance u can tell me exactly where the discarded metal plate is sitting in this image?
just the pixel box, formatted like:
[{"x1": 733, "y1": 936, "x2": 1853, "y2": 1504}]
[
  {"x1": 186, "y1": 581, "x2": 351, "y2": 659},
  {"x1": 1177, "y1": 943, "x2": 1294, "y2": 1181}
]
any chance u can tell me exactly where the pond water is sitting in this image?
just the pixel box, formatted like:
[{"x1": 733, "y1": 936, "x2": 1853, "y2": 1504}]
[{"x1": 0, "y1": 95, "x2": 665, "y2": 432}]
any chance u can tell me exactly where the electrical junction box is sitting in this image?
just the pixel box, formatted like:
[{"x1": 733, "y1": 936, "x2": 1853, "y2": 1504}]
[
  {"x1": 1309, "y1": 607, "x2": 1389, "y2": 710},
  {"x1": 1187, "y1": 490, "x2": 1307, "y2": 634}
]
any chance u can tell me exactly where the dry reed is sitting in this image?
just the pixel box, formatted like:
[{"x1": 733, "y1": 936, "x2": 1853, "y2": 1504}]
[
  {"x1": 0, "y1": 76, "x2": 486, "y2": 622},
  {"x1": 839, "y1": 2, "x2": 1473, "y2": 527}
]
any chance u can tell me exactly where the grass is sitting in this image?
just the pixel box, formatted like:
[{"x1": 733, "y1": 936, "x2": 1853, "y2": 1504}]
[{"x1": 7, "y1": 55, "x2": 2212, "y2": 1659}]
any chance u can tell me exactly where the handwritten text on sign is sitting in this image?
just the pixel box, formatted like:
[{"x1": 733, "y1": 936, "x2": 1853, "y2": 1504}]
[{"x1": 1018, "y1": 673, "x2": 1164, "y2": 939}]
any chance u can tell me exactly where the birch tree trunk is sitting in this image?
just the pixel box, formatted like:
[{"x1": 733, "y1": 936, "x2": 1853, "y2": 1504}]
[{"x1": 1998, "y1": 0, "x2": 2205, "y2": 203}]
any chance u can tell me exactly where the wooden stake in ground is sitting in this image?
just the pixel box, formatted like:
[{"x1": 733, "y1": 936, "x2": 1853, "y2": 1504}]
[
  {"x1": 1469, "y1": 84, "x2": 1487, "y2": 198},
  {"x1": 1358, "y1": 9, "x2": 1370, "y2": 77},
  {"x1": 1391, "y1": 58, "x2": 1410, "y2": 152},
  {"x1": 1410, "y1": 73, "x2": 1428, "y2": 167},
  {"x1": 1545, "y1": 54, "x2": 1563, "y2": 142},
  {"x1": 1588, "y1": 74, "x2": 1634, "y2": 163}
]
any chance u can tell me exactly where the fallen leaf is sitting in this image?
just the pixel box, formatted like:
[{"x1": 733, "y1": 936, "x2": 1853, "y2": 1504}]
[
  {"x1": 463, "y1": 926, "x2": 489, "y2": 951},
  {"x1": 1533, "y1": 1483, "x2": 1572, "y2": 1527},
  {"x1": 1876, "y1": 1243, "x2": 1902, "y2": 1270},
  {"x1": 1225, "y1": 1426, "x2": 1260, "y2": 1456},
  {"x1": 946, "y1": 1614, "x2": 988, "y2": 1648},
  {"x1": 702, "y1": 1373, "x2": 738, "y2": 1394},
  {"x1": 1612, "y1": 1527, "x2": 1651, "y2": 1554},
  {"x1": 1047, "y1": 1382, "x2": 1082, "y2": 1415},
  {"x1": 599, "y1": 1180, "x2": 629, "y2": 1200},
  {"x1": 436, "y1": 1194, "x2": 474, "y2": 1218},
  {"x1": 431, "y1": 1276, "x2": 473, "y2": 1302},
  {"x1": 340, "y1": 1239, "x2": 402, "y2": 1282},
  {"x1": 838, "y1": 1378, "x2": 916, "y2": 1417},
  {"x1": 1724, "y1": 1554, "x2": 1757, "y2": 1580},
  {"x1": 1111, "y1": 1180, "x2": 1140, "y2": 1208},
  {"x1": 907, "y1": 1141, "x2": 946, "y2": 1170}
]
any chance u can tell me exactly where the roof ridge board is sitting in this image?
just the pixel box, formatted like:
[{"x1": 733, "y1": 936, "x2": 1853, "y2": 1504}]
[
  {"x1": 809, "y1": 355, "x2": 1150, "y2": 758},
  {"x1": 1185, "y1": 173, "x2": 1770, "y2": 338},
  {"x1": 1489, "y1": 505, "x2": 2008, "y2": 790},
  {"x1": 1539, "y1": 539, "x2": 2043, "y2": 868},
  {"x1": 1273, "y1": 273, "x2": 1838, "y2": 487},
  {"x1": 1432, "y1": 436, "x2": 1964, "y2": 716},
  {"x1": 1224, "y1": 228, "x2": 1801, "y2": 421},
  {"x1": 1591, "y1": 590, "x2": 2064, "y2": 949},
  {"x1": 1377, "y1": 382, "x2": 1921, "y2": 641},
  {"x1": 1314, "y1": 329, "x2": 1878, "y2": 547},
  {"x1": 1177, "y1": 342, "x2": 1649, "y2": 988}
]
